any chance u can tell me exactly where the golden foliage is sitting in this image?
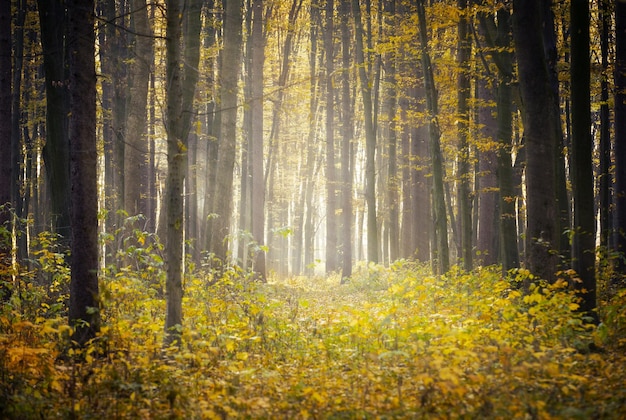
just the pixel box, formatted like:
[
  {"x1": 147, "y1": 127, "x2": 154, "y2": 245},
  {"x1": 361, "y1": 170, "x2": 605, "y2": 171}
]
[{"x1": 1, "y1": 258, "x2": 626, "y2": 418}]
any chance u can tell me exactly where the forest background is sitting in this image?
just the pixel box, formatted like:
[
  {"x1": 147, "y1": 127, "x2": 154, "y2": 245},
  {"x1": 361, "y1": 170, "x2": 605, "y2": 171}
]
[{"x1": 1, "y1": 0, "x2": 626, "y2": 418}]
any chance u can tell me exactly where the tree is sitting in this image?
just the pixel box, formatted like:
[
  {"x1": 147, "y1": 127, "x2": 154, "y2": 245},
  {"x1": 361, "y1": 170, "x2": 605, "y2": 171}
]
[
  {"x1": 598, "y1": 0, "x2": 611, "y2": 251},
  {"x1": 569, "y1": 0, "x2": 596, "y2": 316},
  {"x1": 352, "y1": 0, "x2": 379, "y2": 263},
  {"x1": 417, "y1": 0, "x2": 449, "y2": 274},
  {"x1": 478, "y1": 5, "x2": 520, "y2": 273},
  {"x1": 123, "y1": 0, "x2": 152, "y2": 217},
  {"x1": 209, "y1": 0, "x2": 243, "y2": 266},
  {"x1": 614, "y1": 0, "x2": 626, "y2": 282},
  {"x1": 383, "y1": 0, "x2": 399, "y2": 263},
  {"x1": 250, "y1": 0, "x2": 266, "y2": 280},
  {"x1": 512, "y1": 0, "x2": 560, "y2": 282},
  {"x1": 457, "y1": 0, "x2": 472, "y2": 271},
  {"x1": 37, "y1": 0, "x2": 71, "y2": 243},
  {"x1": 325, "y1": 0, "x2": 338, "y2": 272},
  {"x1": 0, "y1": 0, "x2": 11, "y2": 291},
  {"x1": 340, "y1": 0, "x2": 353, "y2": 279},
  {"x1": 164, "y1": 0, "x2": 185, "y2": 344},
  {"x1": 67, "y1": 0, "x2": 100, "y2": 346}
]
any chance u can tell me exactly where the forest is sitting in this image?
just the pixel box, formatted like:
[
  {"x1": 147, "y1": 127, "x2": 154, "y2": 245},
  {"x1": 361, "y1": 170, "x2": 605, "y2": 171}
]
[{"x1": 1, "y1": 0, "x2": 626, "y2": 417}]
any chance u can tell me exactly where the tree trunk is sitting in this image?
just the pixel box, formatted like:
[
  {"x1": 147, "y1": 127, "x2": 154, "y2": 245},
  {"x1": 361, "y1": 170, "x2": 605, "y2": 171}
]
[
  {"x1": 164, "y1": 0, "x2": 185, "y2": 345},
  {"x1": 250, "y1": 0, "x2": 266, "y2": 280},
  {"x1": 352, "y1": 0, "x2": 378, "y2": 263},
  {"x1": 384, "y1": 0, "x2": 399, "y2": 264},
  {"x1": 325, "y1": 0, "x2": 338, "y2": 273},
  {"x1": 599, "y1": 0, "x2": 611, "y2": 251},
  {"x1": 123, "y1": 0, "x2": 151, "y2": 216},
  {"x1": 38, "y1": 0, "x2": 71, "y2": 244},
  {"x1": 570, "y1": 0, "x2": 596, "y2": 317},
  {"x1": 614, "y1": 0, "x2": 626, "y2": 282},
  {"x1": 209, "y1": 0, "x2": 243, "y2": 265},
  {"x1": 417, "y1": 0, "x2": 449, "y2": 274},
  {"x1": 457, "y1": 0, "x2": 472, "y2": 271},
  {"x1": 512, "y1": 0, "x2": 560, "y2": 283},
  {"x1": 0, "y1": 0, "x2": 11, "y2": 292},
  {"x1": 476, "y1": 79, "x2": 499, "y2": 267},
  {"x1": 67, "y1": 0, "x2": 100, "y2": 347},
  {"x1": 340, "y1": 0, "x2": 353, "y2": 280}
]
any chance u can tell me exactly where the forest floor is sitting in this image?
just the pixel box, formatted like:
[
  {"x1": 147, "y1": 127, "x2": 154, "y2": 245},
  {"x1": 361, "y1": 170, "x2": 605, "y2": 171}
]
[{"x1": 2, "y1": 258, "x2": 626, "y2": 419}]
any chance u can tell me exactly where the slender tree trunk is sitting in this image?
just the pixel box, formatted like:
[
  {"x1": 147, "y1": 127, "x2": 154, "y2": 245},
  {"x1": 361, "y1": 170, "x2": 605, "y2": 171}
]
[
  {"x1": 614, "y1": 0, "x2": 626, "y2": 282},
  {"x1": 383, "y1": 0, "x2": 399, "y2": 264},
  {"x1": 12, "y1": 0, "x2": 27, "y2": 262},
  {"x1": 599, "y1": 0, "x2": 611, "y2": 251},
  {"x1": 251, "y1": 0, "x2": 266, "y2": 280},
  {"x1": 123, "y1": 0, "x2": 151, "y2": 216},
  {"x1": 542, "y1": 0, "x2": 570, "y2": 262},
  {"x1": 417, "y1": 0, "x2": 449, "y2": 274},
  {"x1": 165, "y1": 0, "x2": 185, "y2": 344},
  {"x1": 570, "y1": 0, "x2": 596, "y2": 317},
  {"x1": 352, "y1": 0, "x2": 378, "y2": 263},
  {"x1": 0, "y1": 0, "x2": 11, "y2": 291},
  {"x1": 325, "y1": 0, "x2": 338, "y2": 272},
  {"x1": 340, "y1": 0, "x2": 353, "y2": 279},
  {"x1": 476, "y1": 79, "x2": 499, "y2": 267},
  {"x1": 67, "y1": 0, "x2": 99, "y2": 347},
  {"x1": 457, "y1": 0, "x2": 472, "y2": 270},
  {"x1": 494, "y1": 8, "x2": 520, "y2": 274},
  {"x1": 209, "y1": 0, "x2": 243, "y2": 265},
  {"x1": 38, "y1": 0, "x2": 71, "y2": 243}
]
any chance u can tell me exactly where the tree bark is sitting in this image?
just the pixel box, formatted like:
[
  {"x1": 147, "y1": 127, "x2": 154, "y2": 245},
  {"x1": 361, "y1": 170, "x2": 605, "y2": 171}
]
[
  {"x1": 570, "y1": 0, "x2": 596, "y2": 317},
  {"x1": 164, "y1": 0, "x2": 185, "y2": 344},
  {"x1": 209, "y1": 0, "x2": 243, "y2": 265},
  {"x1": 352, "y1": 0, "x2": 379, "y2": 263},
  {"x1": 457, "y1": 0, "x2": 472, "y2": 271},
  {"x1": 38, "y1": 0, "x2": 72, "y2": 244},
  {"x1": 0, "y1": 0, "x2": 12, "y2": 291},
  {"x1": 599, "y1": 0, "x2": 611, "y2": 250},
  {"x1": 512, "y1": 0, "x2": 560, "y2": 283},
  {"x1": 325, "y1": 0, "x2": 338, "y2": 272},
  {"x1": 123, "y1": 0, "x2": 152, "y2": 216},
  {"x1": 67, "y1": 0, "x2": 100, "y2": 347},
  {"x1": 250, "y1": 0, "x2": 266, "y2": 280},
  {"x1": 340, "y1": 0, "x2": 353, "y2": 280},
  {"x1": 615, "y1": 0, "x2": 626, "y2": 281},
  {"x1": 417, "y1": 0, "x2": 449, "y2": 274}
]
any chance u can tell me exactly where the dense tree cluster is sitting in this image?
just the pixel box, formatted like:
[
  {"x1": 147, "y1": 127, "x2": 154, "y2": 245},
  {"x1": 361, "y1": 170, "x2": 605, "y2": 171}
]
[{"x1": 1, "y1": 0, "x2": 625, "y2": 341}]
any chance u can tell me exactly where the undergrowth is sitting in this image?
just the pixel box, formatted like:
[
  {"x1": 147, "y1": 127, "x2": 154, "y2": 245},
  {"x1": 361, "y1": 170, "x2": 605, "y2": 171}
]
[{"x1": 1, "y1": 238, "x2": 626, "y2": 418}]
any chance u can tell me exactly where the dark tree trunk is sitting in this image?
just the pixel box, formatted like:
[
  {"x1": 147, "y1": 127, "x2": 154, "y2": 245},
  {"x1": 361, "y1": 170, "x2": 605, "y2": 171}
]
[
  {"x1": 541, "y1": 0, "x2": 570, "y2": 262},
  {"x1": 38, "y1": 0, "x2": 71, "y2": 243},
  {"x1": 512, "y1": 0, "x2": 560, "y2": 283},
  {"x1": 0, "y1": 0, "x2": 11, "y2": 291},
  {"x1": 476, "y1": 79, "x2": 499, "y2": 267},
  {"x1": 493, "y1": 7, "x2": 520, "y2": 274},
  {"x1": 417, "y1": 0, "x2": 448, "y2": 274},
  {"x1": 599, "y1": 0, "x2": 611, "y2": 250},
  {"x1": 67, "y1": 0, "x2": 100, "y2": 346},
  {"x1": 11, "y1": 0, "x2": 27, "y2": 263},
  {"x1": 123, "y1": 0, "x2": 152, "y2": 216},
  {"x1": 570, "y1": 0, "x2": 596, "y2": 317},
  {"x1": 457, "y1": 0, "x2": 472, "y2": 271}
]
